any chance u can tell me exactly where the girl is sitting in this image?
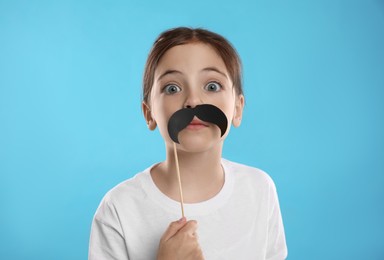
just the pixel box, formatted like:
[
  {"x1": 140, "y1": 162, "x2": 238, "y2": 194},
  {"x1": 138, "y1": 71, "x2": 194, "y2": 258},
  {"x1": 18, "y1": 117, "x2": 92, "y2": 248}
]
[{"x1": 89, "y1": 27, "x2": 287, "y2": 260}]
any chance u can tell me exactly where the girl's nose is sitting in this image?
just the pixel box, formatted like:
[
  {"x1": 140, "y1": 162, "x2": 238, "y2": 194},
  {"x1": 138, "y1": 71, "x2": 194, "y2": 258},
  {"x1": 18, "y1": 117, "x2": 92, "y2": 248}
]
[{"x1": 184, "y1": 90, "x2": 203, "y2": 108}]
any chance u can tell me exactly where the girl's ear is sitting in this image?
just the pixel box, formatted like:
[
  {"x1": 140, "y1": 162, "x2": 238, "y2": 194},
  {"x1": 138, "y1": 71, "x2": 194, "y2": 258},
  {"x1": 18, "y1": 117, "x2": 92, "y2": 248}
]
[
  {"x1": 232, "y1": 94, "x2": 244, "y2": 128},
  {"x1": 142, "y1": 102, "x2": 157, "y2": 131}
]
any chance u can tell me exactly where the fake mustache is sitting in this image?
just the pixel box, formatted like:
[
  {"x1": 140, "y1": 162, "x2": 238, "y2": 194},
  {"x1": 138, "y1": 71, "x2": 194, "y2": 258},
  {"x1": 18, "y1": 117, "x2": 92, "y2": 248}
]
[{"x1": 167, "y1": 104, "x2": 228, "y2": 144}]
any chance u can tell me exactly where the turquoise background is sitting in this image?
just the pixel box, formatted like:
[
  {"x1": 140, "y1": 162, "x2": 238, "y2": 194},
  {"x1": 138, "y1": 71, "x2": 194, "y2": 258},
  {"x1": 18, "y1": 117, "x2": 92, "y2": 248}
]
[{"x1": 1, "y1": 0, "x2": 383, "y2": 259}]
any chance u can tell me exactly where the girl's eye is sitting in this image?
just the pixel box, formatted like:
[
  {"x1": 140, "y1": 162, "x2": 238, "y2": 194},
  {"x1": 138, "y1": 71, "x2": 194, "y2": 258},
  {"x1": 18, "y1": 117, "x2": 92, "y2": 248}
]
[
  {"x1": 204, "y1": 82, "x2": 222, "y2": 92},
  {"x1": 163, "y1": 84, "x2": 181, "y2": 95}
]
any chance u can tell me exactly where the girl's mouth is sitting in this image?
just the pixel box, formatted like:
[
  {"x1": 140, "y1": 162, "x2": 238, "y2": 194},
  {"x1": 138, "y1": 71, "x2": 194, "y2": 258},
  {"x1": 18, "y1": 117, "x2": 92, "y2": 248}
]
[{"x1": 186, "y1": 118, "x2": 209, "y2": 130}]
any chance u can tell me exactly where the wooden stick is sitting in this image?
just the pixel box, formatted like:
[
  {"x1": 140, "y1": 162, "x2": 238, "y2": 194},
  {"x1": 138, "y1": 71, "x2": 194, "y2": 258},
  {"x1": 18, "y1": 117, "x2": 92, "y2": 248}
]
[{"x1": 173, "y1": 142, "x2": 185, "y2": 218}]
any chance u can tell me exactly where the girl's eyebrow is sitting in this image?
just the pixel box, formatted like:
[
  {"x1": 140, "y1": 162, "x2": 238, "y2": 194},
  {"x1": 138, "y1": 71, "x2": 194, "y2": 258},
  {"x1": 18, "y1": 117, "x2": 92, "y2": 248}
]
[
  {"x1": 157, "y1": 69, "x2": 183, "y2": 81},
  {"x1": 156, "y1": 67, "x2": 228, "y2": 81},
  {"x1": 201, "y1": 67, "x2": 228, "y2": 79}
]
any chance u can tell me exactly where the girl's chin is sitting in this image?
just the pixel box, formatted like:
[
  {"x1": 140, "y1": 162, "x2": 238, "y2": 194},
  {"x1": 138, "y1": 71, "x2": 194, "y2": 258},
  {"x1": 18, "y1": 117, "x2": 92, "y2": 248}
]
[{"x1": 171, "y1": 135, "x2": 222, "y2": 153}]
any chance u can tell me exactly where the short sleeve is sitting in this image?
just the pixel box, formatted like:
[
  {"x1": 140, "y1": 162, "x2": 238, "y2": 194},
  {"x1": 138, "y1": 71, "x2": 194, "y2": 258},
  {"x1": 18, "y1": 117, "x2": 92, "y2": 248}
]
[
  {"x1": 266, "y1": 181, "x2": 288, "y2": 260},
  {"x1": 88, "y1": 198, "x2": 129, "y2": 260}
]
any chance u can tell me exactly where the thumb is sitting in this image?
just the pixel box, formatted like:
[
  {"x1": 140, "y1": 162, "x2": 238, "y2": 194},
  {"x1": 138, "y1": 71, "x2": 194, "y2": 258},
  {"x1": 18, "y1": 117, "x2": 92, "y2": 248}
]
[{"x1": 161, "y1": 217, "x2": 187, "y2": 242}]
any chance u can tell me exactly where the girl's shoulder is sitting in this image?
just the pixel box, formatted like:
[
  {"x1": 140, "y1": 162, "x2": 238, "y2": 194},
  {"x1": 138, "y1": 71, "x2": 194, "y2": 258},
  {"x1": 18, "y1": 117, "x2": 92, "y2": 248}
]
[
  {"x1": 98, "y1": 165, "x2": 154, "y2": 207},
  {"x1": 222, "y1": 158, "x2": 276, "y2": 189}
]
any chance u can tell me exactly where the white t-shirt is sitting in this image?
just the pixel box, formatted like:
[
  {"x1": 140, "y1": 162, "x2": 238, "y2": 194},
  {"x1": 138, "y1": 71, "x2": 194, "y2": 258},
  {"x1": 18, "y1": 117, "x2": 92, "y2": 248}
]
[{"x1": 89, "y1": 159, "x2": 287, "y2": 260}]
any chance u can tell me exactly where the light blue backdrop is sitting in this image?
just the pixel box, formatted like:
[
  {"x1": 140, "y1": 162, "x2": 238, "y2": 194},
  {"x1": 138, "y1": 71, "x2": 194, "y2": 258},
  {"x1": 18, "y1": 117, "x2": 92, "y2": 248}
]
[{"x1": 1, "y1": 0, "x2": 383, "y2": 259}]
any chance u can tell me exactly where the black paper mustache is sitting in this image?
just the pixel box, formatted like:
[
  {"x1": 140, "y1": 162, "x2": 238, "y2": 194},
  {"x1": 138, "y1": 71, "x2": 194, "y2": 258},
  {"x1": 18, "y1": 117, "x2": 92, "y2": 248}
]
[{"x1": 167, "y1": 104, "x2": 228, "y2": 144}]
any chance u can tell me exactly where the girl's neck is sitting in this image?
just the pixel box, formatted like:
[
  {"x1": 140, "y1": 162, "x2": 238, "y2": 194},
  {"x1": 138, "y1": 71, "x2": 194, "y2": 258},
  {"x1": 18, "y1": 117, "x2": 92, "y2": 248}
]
[{"x1": 151, "y1": 143, "x2": 225, "y2": 203}]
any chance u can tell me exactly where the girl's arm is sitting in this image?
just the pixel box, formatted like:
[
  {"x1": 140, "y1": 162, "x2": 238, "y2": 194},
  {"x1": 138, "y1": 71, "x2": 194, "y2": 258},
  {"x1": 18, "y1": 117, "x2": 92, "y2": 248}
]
[
  {"x1": 266, "y1": 182, "x2": 288, "y2": 260},
  {"x1": 88, "y1": 200, "x2": 129, "y2": 260}
]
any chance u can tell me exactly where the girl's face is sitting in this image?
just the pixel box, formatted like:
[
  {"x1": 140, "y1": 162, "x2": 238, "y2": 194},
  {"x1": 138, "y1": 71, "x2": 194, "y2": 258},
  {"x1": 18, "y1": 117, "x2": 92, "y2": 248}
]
[{"x1": 143, "y1": 42, "x2": 244, "y2": 152}]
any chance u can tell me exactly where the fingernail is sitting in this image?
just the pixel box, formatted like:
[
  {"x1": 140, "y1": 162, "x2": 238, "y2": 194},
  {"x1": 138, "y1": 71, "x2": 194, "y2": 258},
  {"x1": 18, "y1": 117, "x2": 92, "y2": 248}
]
[{"x1": 178, "y1": 217, "x2": 186, "y2": 223}]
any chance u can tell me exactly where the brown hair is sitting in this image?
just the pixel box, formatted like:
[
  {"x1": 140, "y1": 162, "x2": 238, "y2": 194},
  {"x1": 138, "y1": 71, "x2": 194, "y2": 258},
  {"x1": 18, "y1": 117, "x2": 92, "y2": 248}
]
[{"x1": 142, "y1": 27, "x2": 243, "y2": 104}]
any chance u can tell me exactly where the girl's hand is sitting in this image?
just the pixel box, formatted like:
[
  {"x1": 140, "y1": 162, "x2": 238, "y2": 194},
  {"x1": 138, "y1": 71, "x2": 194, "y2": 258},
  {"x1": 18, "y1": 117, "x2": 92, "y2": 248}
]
[{"x1": 157, "y1": 218, "x2": 204, "y2": 260}]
